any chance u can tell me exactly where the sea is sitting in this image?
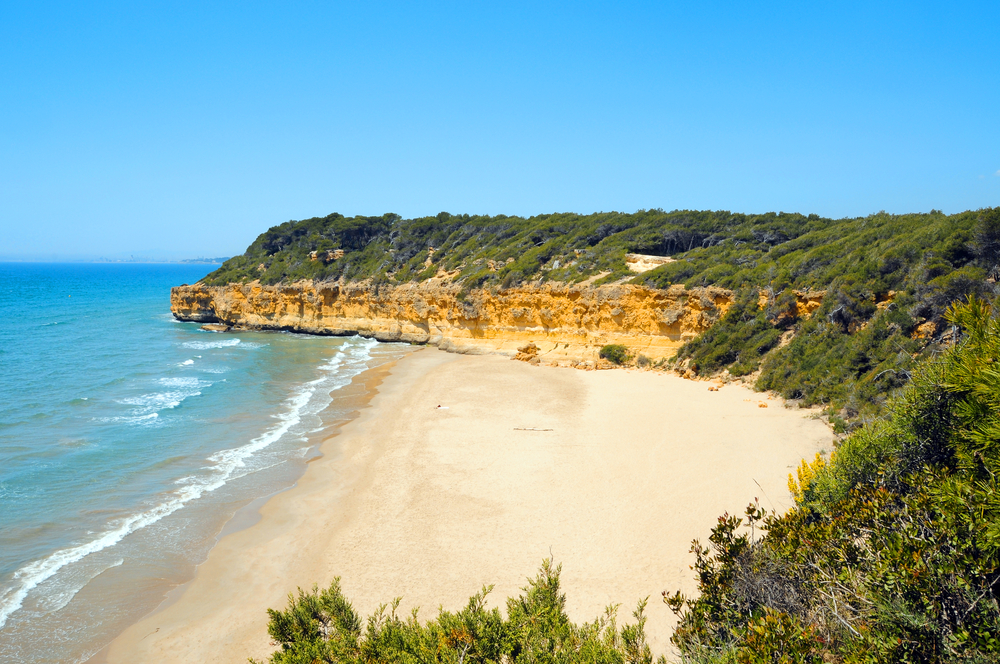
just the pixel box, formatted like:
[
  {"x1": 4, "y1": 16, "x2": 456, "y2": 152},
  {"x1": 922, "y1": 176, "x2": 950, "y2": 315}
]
[{"x1": 0, "y1": 262, "x2": 409, "y2": 663}]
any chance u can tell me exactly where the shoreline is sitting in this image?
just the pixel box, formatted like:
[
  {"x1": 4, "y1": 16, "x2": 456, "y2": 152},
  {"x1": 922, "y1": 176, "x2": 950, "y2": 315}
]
[
  {"x1": 84, "y1": 350, "x2": 407, "y2": 664},
  {"x1": 99, "y1": 349, "x2": 834, "y2": 662}
]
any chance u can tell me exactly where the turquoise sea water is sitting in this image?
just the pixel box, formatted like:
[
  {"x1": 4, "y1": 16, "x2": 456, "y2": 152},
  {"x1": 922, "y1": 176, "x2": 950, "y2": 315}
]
[{"x1": 0, "y1": 263, "x2": 404, "y2": 663}]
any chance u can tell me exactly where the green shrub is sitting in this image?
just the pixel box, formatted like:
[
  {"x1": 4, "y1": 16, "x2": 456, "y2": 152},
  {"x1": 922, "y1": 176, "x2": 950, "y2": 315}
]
[
  {"x1": 253, "y1": 560, "x2": 664, "y2": 664},
  {"x1": 666, "y1": 298, "x2": 1000, "y2": 663},
  {"x1": 755, "y1": 291, "x2": 928, "y2": 424},
  {"x1": 599, "y1": 344, "x2": 631, "y2": 365},
  {"x1": 205, "y1": 209, "x2": 989, "y2": 293},
  {"x1": 675, "y1": 289, "x2": 781, "y2": 376}
]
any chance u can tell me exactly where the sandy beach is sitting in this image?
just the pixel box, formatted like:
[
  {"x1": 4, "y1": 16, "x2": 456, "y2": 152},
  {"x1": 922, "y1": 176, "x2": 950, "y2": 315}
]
[{"x1": 99, "y1": 348, "x2": 833, "y2": 662}]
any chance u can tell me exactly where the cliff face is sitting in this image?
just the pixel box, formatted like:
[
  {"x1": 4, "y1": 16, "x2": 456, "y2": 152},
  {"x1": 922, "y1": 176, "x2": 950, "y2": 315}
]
[{"x1": 171, "y1": 280, "x2": 733, "y2": 362}]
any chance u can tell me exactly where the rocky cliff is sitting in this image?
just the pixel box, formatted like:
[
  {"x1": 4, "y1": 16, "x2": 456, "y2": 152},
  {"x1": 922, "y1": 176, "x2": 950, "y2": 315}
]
[{"x1": 171, "y1": 279, "x2": 733, "y2": 363}]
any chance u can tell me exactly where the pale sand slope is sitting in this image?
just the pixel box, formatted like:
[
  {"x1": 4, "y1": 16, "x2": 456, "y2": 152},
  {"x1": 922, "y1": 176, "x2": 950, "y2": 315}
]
[{"x1": 103, "y1": 349, "x2": 833, "y2": 662}]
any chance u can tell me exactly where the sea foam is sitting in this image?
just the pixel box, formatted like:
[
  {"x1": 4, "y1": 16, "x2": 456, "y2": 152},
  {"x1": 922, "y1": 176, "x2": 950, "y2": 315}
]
[
  {"x1": 94, "y1": 378, "x2": 211, "y2": 426},
  {"x1": 181, "y1": 338, "x2": 242, "y2": 350},
  {"x1": 0, "y1": 337, "x2": 378, "y2": 631}
]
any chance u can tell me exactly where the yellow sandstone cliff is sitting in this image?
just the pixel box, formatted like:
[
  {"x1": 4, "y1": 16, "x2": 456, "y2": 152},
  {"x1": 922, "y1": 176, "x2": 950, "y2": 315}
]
[{"x1": 171, "y1": 280, "x2": 733, "y2": 363}]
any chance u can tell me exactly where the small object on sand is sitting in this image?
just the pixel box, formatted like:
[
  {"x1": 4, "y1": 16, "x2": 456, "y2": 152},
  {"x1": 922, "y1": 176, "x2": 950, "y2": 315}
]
[
  {"x1": 514, "y1": 427, "x2": 554, "y2": 431},
  {"x1": 708, "y1": 386, "x2": 718, "y2": 392},
  {"x1": 758, "y1": 402, "x2": 768, "y2": 408},
  {"x1": 436, "y1": 405, "x2": 449, "y2": 409}
]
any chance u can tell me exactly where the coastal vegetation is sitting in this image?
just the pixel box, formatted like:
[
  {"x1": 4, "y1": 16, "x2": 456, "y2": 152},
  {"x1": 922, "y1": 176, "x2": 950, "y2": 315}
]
[
  {"x1": 665, "y1": 298, "x2": 1000, "y2": 663},
  {"x1": 253, "y1": 560, "x2": 662, "y2": 664},
  {"x1": 599, "y1": 344, "x2": 631, "y2": 365},
  {"x1": 203, "y1": 207, "x2": 999, "y2": 427}
]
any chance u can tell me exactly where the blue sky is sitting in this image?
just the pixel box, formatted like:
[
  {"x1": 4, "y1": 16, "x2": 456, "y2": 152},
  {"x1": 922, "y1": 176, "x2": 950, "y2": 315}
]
[{"x1": 2, "y1": 1, "x2": 998, "y2": 259}]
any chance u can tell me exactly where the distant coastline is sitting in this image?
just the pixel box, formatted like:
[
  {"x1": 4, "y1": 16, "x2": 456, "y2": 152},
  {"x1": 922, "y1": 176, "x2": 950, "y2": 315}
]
[
  {"x1": 94, "y1": 257, "x2": 231, "y2": 264},
  {"x1": 0, "y1": 257, "x2": 230, "y2": 264}
]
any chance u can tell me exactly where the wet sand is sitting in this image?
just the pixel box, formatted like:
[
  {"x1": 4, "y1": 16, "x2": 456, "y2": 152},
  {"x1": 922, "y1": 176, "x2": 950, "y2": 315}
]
[{"x1": 101, "y1": 349, "x2": 833, "y2": 662}]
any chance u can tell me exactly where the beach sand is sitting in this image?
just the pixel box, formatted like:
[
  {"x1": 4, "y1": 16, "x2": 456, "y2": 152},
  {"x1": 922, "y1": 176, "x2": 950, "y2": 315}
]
[{"x1": 100, "y1": 348, "x2": 833, "y2": 662}]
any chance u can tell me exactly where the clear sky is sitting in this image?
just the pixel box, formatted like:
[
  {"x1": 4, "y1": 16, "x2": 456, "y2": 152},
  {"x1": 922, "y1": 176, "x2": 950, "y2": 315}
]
[{"x1": 2, "y1": 1, "x2": 998, "y2": 260}]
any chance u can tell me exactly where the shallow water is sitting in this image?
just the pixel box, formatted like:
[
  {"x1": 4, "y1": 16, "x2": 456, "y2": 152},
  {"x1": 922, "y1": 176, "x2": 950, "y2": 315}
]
[{"x1": 0, "y1": 263, "x2": 407, "y2": 663}]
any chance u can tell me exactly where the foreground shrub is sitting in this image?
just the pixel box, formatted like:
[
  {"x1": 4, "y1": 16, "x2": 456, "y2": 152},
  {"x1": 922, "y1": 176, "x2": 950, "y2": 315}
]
[
  {"x1": 667, "y1": 298, "x2": 1000, "y2": 663},
  {"x1": 599, "y1": 344, "x2": 631, "y2": 365},
  {"x1": 254, "y1": 559, "x2": 663, "y2": 664}
]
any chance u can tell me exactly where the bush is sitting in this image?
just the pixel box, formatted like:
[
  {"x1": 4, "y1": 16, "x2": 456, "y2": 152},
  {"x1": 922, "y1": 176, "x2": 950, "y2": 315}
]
[
  {"x1": 599, "y1": 344, "x2": 631, "y2": 365},
  {"x1": 206, "y1": 209, "x2": 986, "y2": 294},
  {"x1": 675, "y1": 289, "x2": 782, "y2": 376},
  {"x1": 755, "y1": 289, "x2": 928, "y2": 424},
  {"x1": 666, "y1": 298, "x2": 1000, "y2": 663},
  {"x1": 253, "y1": 560, "x2": 665, "y2": 664}
]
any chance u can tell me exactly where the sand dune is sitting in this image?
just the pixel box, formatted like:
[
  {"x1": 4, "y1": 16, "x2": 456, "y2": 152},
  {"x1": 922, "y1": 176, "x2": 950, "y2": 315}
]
[{"x1": 99, "y1": 349, "x2": 833, "y2": 662}]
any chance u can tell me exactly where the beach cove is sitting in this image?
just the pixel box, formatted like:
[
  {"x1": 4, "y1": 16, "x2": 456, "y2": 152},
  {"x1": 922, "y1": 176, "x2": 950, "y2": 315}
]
[{"x1": 96, "y1": 348, "x2": 834, "y2": 662}]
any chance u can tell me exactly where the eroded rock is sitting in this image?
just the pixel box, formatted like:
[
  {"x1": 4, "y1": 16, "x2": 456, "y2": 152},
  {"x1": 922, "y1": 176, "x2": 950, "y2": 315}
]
[{"x1": 170, "y1": 280, "x2": 734, "y2": 363}]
